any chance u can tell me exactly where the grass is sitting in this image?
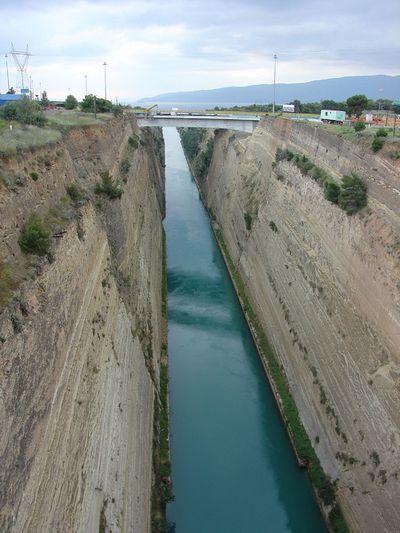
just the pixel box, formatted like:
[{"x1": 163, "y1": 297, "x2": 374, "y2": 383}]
[
  {"x1": 0, "y1": 124, "x2": 61, "y2": 156},
  {"x1": 45, "y1": 109, "x2": 113, "y2": 129}
]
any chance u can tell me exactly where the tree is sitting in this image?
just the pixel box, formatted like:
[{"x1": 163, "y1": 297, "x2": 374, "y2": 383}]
[
  {"x1": 338, "y1": 173, "x2": 367, "y2": 214},
  {"x1": 80, "y1": 94, "x2": 113, "y2": 113},
  {"x1": 392, "y1": 100, "x2": 400, "y2": 114},
  {"x1": 65, "y1": 94, "x2": 78, "y2": 110},
  {"x1": 18, "y1": 215, "x2": 51, "y2": 256},
  {"x1": 292, "y1": 99, "x2": 302, "y2": 112},
  {"x1": 346, "y1": 94, "x2": 368, "y2": 118},
  {"x1": 0, "y1": 96, "x2": 46, "y2": 126},
  {"x1": 40, "y1": 90, "x2": 49, "y2": 108}
]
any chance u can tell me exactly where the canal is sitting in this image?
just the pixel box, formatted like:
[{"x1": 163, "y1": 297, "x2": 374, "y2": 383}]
[{"x1": 164, "y1": 127, "x2": 326, "y2": 533}]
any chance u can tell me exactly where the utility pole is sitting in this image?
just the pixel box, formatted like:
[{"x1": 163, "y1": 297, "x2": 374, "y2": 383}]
[
  {"x1": 85, "y1": 74, "x2": 87, "y2": 96},
  {"x1": 103, "y1": 62, "x2": 107, "y2": 100},
  {"x1": 5, "y1": 54, "x2": 10, "y2": 90},
  {"x1": 273, "y1": 54, "x2": 278, "y2": 114}
]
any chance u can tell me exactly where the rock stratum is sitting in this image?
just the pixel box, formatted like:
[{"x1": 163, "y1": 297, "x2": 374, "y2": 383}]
[
  {"x1": 195, "y1": 118, "x2": 399, "y2": 532},
  {"x1": 0, "y1": 116, "x2": 165, "y2": 532}
]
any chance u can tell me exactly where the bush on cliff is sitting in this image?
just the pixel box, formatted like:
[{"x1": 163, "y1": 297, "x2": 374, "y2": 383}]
[
  {"x1": 324, "y1": 181, "x2": 341, "y2": 204},
  {"x1": 95, "y1": 170, "x2": 123, "y2": 199},
  {"x1": 18, "y1": 214, "x2": 51, "y2": 256},
  {"x1": 338, "y1": 173, "x2": 367, "y2": 214},
  {"x1": 353, "y1": 121, "x2": 366, "y2": 132}
]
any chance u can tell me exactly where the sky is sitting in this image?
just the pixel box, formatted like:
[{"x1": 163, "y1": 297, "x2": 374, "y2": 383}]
[{"x1": 0, "y1": 0, "x2": 399, "y2": 103}]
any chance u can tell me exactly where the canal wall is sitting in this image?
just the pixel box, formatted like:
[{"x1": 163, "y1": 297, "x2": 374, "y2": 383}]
[
  {"x1": 0, "y1": 117, "x2": 165, "y2": 531},
  {"x1": 193, "y1": 118, "x2": 400, "y2": 533}
]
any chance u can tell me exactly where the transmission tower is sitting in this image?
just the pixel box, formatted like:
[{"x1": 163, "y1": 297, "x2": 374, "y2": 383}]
[{"x1": 11, "y1": 43, "x2": 32, "y2": 90}]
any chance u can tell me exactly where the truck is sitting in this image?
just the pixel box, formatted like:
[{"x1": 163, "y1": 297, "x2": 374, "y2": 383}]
[{"x1": 320, "y1": 109, "x2": 346, "y2": 124}]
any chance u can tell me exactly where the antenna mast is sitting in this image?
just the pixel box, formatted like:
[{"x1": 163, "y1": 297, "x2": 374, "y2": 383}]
[{"x1": 11, "y1": 43, "x2": 32, "y2": 90}]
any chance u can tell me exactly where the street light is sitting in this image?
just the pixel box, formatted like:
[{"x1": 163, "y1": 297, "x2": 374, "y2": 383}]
[
  {"x1": 273, "y1": 54, "x2": 278, "y2": 114},
  {"x1": 5, "y1": 54, "x2": 10, "y2": 91},
  {"x1": 103, "y1": 62, "x2": 107, "y2": 100}
]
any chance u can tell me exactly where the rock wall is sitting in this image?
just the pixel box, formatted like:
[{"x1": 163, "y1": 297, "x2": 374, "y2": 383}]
[
  {"x1": 200, "y1": 118, "x2": 400, "y2": 532},
  {"x1": 0, "y1": 116, "x2": 165, "y2": 532}
]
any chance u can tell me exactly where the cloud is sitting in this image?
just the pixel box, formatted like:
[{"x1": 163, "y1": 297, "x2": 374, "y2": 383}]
[{"x1": 0, "y1": 0, "x2": 398, "y2": 101}]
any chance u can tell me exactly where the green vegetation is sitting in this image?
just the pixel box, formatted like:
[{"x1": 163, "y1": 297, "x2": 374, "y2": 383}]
[
  {"x1": 375, "y1": 128, "x2": 388, "y2": 138},
  {"x1": 0, "y1": 262, "x2": 17, "y2": 308},
  {"x1": 179, "y1": 127, "x2": 206, "y2": 159},
  {"x1": 275, "y1": 148, "x2": 367, "y2": 214},
  {"x1": 178, "y1": 128, "x2": 214, "y2": 180},
  {"x1": 371, "y1": 136, "x2": 384, "y2": 152},
  {"x1": 119, "y1": 158, "x2": 131, "y2": 178},
  {"x1": 64, "y1": 94, "x2": 78, "y2": 110},
  {"x1": 353, "y1": 121, "x2": 366, "y2": 132},
  {"x1": 213, "y1": 227, "x2": 348, "y2": 533},
  {"x1": 18, "y1": 214, "x2": 51, "y2": 256},
  {"x1": 128, "y1": 134, "x2": 139, "y2": 149},
  {"x1": 195, "y1": 137, "x2": 214, "y2": 179},
  {"x1": 244, "y1": 212, "x2": 252, "y2": 231},
  {"x1": 212, "y1": 97, "x2": 395, "y2": 116},
  {"x1": 324, "y1": 181, "x2": 341, "y2": 204},
  {"x1": 95, "y1": 170, "x2": 123, "y2": 199},
  {"x1": 338, "y1": 173, "x2": 368, "y2": 214},
  {"x1": 346, "y1": 94, "x2": 368, "y2": 118},
  {"x1": 66, "y1": 183, "x2": 87, "y2": 206},
  {"x1": 45, "y1": 110, "x2": 112, "y2": 129},
  {"x1": 80, "y1": 94, "x2": 113, "y2": 113},
  {"x1": 0, "y1": 96, "x2": 46, "y2": 126},
  {"x1": 269, "y1": 220, "x2": 278, "y2": 233},
  {"x1": 0, "y1": 124, "x2": 61, "y2": 155}
]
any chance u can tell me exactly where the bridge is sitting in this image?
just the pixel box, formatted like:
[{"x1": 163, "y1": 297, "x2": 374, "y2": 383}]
[{"x1": 136, "y1": 114, "x2": 260, "y2": 133}]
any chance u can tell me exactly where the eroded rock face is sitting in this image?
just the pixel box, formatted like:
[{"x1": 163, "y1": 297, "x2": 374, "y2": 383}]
[
  {"x1": 201, "y1": 118, "x2": 400, "y2": 533},
  {"x1": 0, "y1": 117, "x2": 165, "y2": 532}
]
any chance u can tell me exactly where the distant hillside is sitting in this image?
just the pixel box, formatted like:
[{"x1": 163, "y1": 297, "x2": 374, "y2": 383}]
[{"x1": 138, "y1": 75, "x2": 400, "y2": 107}]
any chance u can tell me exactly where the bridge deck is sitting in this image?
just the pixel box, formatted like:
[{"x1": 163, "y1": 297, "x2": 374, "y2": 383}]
[{"x1": 136, "y1": 114, "x2": 260, "y2": 133}]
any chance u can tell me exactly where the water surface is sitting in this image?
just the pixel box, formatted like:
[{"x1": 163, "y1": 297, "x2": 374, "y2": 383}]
[{"x1": 164, "y1": 127, "x2": 325, "y2": 533}]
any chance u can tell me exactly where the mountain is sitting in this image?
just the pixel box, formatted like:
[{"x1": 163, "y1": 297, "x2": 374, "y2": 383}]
[{"x1": 137, "y1": 75, "x2": 400, "y2": 107}]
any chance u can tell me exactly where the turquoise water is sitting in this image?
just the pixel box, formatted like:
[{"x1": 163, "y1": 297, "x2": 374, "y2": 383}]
[{"x1": 164, "y1": 127, "x2": 326, "y2": 533}]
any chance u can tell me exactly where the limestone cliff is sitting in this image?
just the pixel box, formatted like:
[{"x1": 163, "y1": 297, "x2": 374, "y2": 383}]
[
  {"x1": 0, "y1": 116, "x2": 165, "y2": 532},
  {"x1": 195, "y1": 118, "x2": 399, "y2": 532}
]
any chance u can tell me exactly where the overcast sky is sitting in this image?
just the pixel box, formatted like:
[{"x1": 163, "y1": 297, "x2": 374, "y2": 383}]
[{"x1": 0, "y1": 0, "x2": 399, "y2": 102}]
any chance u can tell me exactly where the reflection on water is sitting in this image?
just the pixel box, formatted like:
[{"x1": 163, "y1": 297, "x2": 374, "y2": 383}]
[{"x1": 164, "y1": 127, "x2": 326, "y2": 533}]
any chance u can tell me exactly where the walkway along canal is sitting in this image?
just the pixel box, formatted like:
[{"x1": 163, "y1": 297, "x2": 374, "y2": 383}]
[{"x1": 163, "y1": 127, "x2": 326, "y2": 533}]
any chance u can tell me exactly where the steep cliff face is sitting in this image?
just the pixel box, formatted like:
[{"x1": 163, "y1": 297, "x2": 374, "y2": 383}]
[
  {"x1": 0, "y1": 116, "x2": 165, "y2": 532},
  {"x1": 200, "y1": 119, "x2": 400, "y2": 532}
]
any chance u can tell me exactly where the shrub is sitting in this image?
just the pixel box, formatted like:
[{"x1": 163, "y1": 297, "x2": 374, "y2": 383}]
[
  {"x1": 338, "y1": 173, "x2": 367, "y2": 214},
  {"x1": 244, "y1": 212, "x2": 252, "y2": 231},
  {"x1": 18, "y1": 214, "x2": 51, "y2": 255},
  {"x1": 66, "y1": 183, "x2": 86, "y2": 205},
  {"x1": 353, "y1": 121, "x2": 366, "y2": 132},
  {"x1": 113, "y1": 105, "x2": 123, "y2": 117},
  {"x1": 80, "y1": 94, "x2": 113, "y2": 113},
  {"x1": 372, "y1": 137, "x2": 384, "y2": 152},
  {"x1": 324, "y1": 181, "x2": 341, "y2": 204},
  {"x1": 30, "y1": 171, "x2": 39, "y2": 181},
  {"x1": 0, "y1": 261, "x2": 16, "y2": 308},
  {"x1": 375, "y1": 128, "x2": 388, "y2": 138},
  {"x1": 95, "y1": 170, "x2": 122, "y2": 199},
  {"x1": 128, "y1": 135, "x2": 139, "y2": 149},
  {"x1": 120, "y1": 159, "x2": 130, "y2": 175},
  {"x1": 269, "y1": 220, "x2": 278, "y2": 233},
  {"x1": 65, "y1": 94, "x2": 78, "y2": 110},
  {"x1": 0, "y1": 97, "x2": 46, "y2": 126}
]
